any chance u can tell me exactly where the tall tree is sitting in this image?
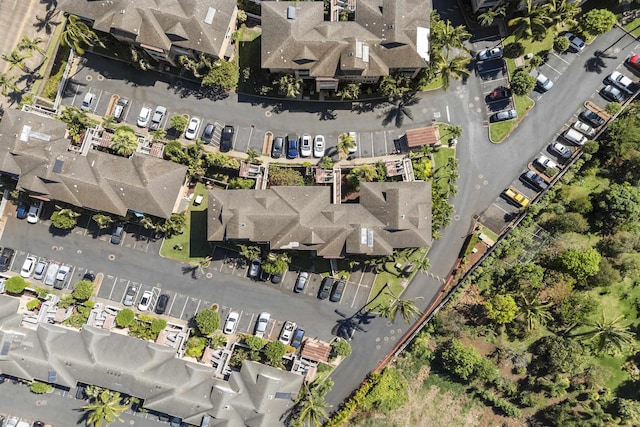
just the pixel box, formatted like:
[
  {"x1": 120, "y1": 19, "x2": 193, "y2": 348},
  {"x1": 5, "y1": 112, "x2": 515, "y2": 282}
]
[
  {"x1": 478, "y1": 6, "x2": 506, "y2": 27},
  {"x1": 0, "y1": 72, "x2": 19, "y2": 96},
  {"x1": 545, "y1": 0, "x2": 581, "y2": 28},
  {"x1": 336, "y1": 82, "x2": 361, "y2": 100},
  {"x1": 82, "y1": 390, "x2": 128, "y2": 427},
  {"x1": 431, "y1": 19, "x2": 471, "y2": 54},
  {"x1": 17, "y1": 35, "x2": 46, "y2": 56},
  {"x1": 61, "y1": 14, "x2": 103, "y2": 54},
  {"x1": 508, "y1": 0, "x2": 553, "y2": 41},
  {"x1": 435, "y1": 52, "x2": 471, "y2": 91},
  {"x1": 572, "y1": 314, "x2": 634, "y2": 354},
  {"x1": 519, "y1": 293, "x2": 553, "y2": 331},
  {"x1": 2, "y1": 50, "x2": 31, "y2": 72},
  {"x1": 291, "y1": 379, "x2": 332, "y2": 427},
  {"x1": 276, "y1": 74, "x2": 303, "y2": 98},
  {"x1": 110, "y1": 126, "x2": 138, "y2": 157},
  {"x1": 337, "y1": 132, "x2": 356, "y2": 155},
  {"x1": 378, "y1": 288, "x2": 423, "y2": 324},
  {"x1": 238, "y1": 244, "x2": 261, "y2": 261}
]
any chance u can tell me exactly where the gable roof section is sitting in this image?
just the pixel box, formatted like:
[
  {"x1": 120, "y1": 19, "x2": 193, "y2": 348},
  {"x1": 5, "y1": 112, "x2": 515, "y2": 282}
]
[
  {"x1": 0, "y1": 109, "x2": 186, "y2": 218},
  {"x1": 0, "y1": 296, "x2": 303, "y2": 426},
  {"x1": 59, "y1": 0, "x2": 237, "y2": 58},
  {"x1": 207, "y1": 181, "x2": 432, "y2": 258},
  {"x1": 261, "y1": 0, "x2": 430, "y2": 78}
]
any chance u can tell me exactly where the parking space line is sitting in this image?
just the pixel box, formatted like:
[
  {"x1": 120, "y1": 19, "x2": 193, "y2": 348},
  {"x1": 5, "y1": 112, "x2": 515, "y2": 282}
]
[
  {"x1": 179, "y1": 297, "x2": 189, "y2": 319},
  {"x1": 167, "y1": 295, "x2": 177, "y2": 315},
  {"x1": 492, "y1": 202, "x2": 510, "y2": 214},
  {"x1": 383, "y1": 131, "x2": 388, "y2": 154},
  {"x1": 446, "y1": 105, "x2": 450, "y2": 122},
  {"x1": 552, "y1": 52, "x2": 570, "y2": 65},
  {"x1": 194, "y1": 299, "x2": 202, "y2": 314},
  {"x1": 544, "y1": 63, "x2": 562, "y2": 75},
  {"x1": 107, "y1": 277, "x2": 118, "y2": 300},
  {"x1": 246, "y1": 313, "x2": 256, "y2": 333},
  {"x1": 94, "y1": 89, "x2": 104, "y2": 113},
  {"x1": 370, "y1": 133, "x2": 374, "y2": 156}
]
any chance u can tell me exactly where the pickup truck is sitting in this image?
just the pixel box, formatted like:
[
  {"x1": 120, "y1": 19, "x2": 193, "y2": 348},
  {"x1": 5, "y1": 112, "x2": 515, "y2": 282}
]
[{"x1": 503, "y1": 187, "x2": 530, "y2": 208}]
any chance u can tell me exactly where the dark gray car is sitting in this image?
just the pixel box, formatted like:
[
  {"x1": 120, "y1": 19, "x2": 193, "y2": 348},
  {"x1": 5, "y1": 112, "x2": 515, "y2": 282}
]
[
  {"x1": 330, "y1": 279, "x2": 346, "y2": 302},
  {"x1": 201, "y1": 123, "x2": 215, "y2": 143},
  {"x1": 111, "y1": 223, "x2": 125, "y2": 244},
  {"x1": 318, "y1": 277, "x2": 333, "y2": 299}
]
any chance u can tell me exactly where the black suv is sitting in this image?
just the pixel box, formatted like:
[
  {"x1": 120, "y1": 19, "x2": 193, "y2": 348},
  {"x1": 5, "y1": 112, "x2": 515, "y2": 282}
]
[
  {"x1": 318, "y1": 277, "x2": 334, "y2": 300},
  {"x1": 0, "y1": 247, "x2": 14, "y2": 272},
  {"x1": 220, "y1": 125, "x2": 234, "y2": 152},
  {"x1": 155, "y1": 294, "x2": 170, "y2": 314},
  {"x1": 579, "y1": 110, "x2": 605, "y2": 128}
]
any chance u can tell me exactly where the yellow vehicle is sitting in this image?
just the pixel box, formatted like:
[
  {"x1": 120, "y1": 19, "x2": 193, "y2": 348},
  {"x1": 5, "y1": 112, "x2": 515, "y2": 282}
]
[{"x1": 503, "y1": 187, "x2": 530, "y2": 207}]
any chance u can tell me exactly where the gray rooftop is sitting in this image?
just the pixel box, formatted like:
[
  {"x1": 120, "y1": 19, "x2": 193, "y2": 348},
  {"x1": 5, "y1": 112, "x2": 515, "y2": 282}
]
[
  {"x1": 208, "y1": 181, "x2": 432, "y2": 258},
  {"x1": 0, "y1": 295, "x2": 302, "y2": 426},
  {"x1": 59, "y1": 0, "x2": 237, "y2": 59},
  {"x1": 261, "y1": 0, "x2": 431, "y2": 78},
  {"x1": 0, "y1": 109, "x2": 187, "y2": 219}
]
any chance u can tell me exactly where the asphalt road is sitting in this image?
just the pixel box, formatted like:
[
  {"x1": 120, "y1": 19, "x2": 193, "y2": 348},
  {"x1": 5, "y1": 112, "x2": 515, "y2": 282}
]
[{"x1": 2, "y1": 6, "x2": 639, "y2": 422}]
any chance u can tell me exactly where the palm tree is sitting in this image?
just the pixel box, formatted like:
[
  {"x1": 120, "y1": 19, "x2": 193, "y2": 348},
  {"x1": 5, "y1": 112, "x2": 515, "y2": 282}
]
[
  {"x1": 336, "y1": 82, "x2": 361, "y2": 100},
  {"x1": 436, "y1": 52, "x2": 471, "y2": 91},
  {"x1": 378, "y1": 288, "x2": 423, "y2": 324},
  {"x1": 380, "y1": 92, "x2": 419, "y2": 127},
  {"x1": 92, "y1": 213, "x2": 114, "y2": 230},
  {"x1": 238, "y1": 244, "x2": 261, "y2": 261},
  {"x1": 415, "y1": 255, "x2": 431, "y2": 273},
  {"x1": 276, "y1": 74, "x2": 302, "y2": 98},
  {"x1": 82, "y1": 389, "x2": 128, "y2": 427},
  {"x1": 478, "y1": 6, "x2": 506, "y2": 27},
  {"x1": 337, "y1": 132, "x2": 356, "y2": 156},
  {"x1": 519, "y1": 293, "x2": 553, "y2": 331},
  {"x1": 61, "y1": 14, "x2": 103, "y2": 54},
  {"x1": 0, "y1": 73, "x2": 19, "y2": 96},
  {"x1": 439, "y1": 20, "x2": 471, "y2": 54},
  {"x1": 508, "y1": 0, "x2": 553, "y2": 42},
  {"x1": 190, "y1": 256, "x2": 213, "y2": 274},
  {"x1": 571, "y1": 314, "x2": 634, "y2": 354},
  {"x1": 17, "y1": 35, "x2": 46, "y2": 56},
  {"x1": 101, "y1": 115, "x2": 116, "y2": 130},
  {"x1": 2, "y1": 50, "x2": 31, "y2": 72},
  {"x1": 246, "y1": 148, "x2": 259, "y2": 162},
  {"x1": 545, "y1": 0, "x2": 581, "y2": 28},
  {"x1": 292, "y1": 381, "x2": 331, "y2": 427},
  {"x1": 110, "y1": 127, "x2": 138, "y2": 157},
  {"x1": 149, "y1": 128, "x2": 167, "y2": 142}
]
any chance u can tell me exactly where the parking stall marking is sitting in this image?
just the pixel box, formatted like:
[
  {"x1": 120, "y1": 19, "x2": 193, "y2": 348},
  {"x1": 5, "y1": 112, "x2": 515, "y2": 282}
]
[
  {"x1": 552, "y1": 51, "x2": 570, "y2": 65},
  {"x1": 491, "y1": 202, "x2": 510, "y2": 214}
]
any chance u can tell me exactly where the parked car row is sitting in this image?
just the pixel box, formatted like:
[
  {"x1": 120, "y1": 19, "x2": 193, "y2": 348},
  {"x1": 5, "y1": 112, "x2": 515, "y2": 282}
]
[
  {"x1": 271, "y1": 134, "x2": 328, "y2": 159},
  {"x1": 122, "y1": 284, "x2": 170, "y2": 314},
  {"x1": 2, "y1": 416, "x2": 44, "y2": 427},
  {"x1": 16, "y1": 201, "x2": 42, "y2": 224}
]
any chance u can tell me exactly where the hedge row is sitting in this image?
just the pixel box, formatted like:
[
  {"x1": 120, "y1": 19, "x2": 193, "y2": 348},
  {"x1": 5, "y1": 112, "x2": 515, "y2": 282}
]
[{"x1": 325, "y1": 373, "x2": 379, "y2": 427}]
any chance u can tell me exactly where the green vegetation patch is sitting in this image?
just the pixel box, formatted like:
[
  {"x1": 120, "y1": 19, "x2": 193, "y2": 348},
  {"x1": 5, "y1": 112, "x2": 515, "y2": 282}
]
[
  {"x1": 160, "y1": 183, "x2": 212, "y2": 262},
  {"x1": 489, "y1": 95, "x2": 534, "y2": 143}
]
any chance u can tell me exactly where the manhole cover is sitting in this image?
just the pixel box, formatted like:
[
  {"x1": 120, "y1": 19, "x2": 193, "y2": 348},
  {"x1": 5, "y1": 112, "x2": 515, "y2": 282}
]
[
  {"x1": 97, "y1": 75, "x2": 104, "y2": 81},
  {"x1": 86, "y1": 75, "x2": 92, "y2": 81},
  {"x1": 52, "y1": 246, "x2": 59, "y2": 251},
  {"x1": 206, "y1": 273, "x2": 213, "y2": 279},
  {"x1": 36, "y1": 399, "x2": 47, "y2": 406},
  {"x1": 108, "y1": 254, "x2": 116, "y2": 261},
  {"x1": 265, "y1": 111, "x2": 272, "y2": 117}
]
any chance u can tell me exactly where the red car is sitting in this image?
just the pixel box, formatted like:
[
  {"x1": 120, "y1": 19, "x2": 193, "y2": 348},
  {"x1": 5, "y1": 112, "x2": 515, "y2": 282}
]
[
  {"x1": 628, "y1": 54, "x2": 640, "y2": 72},
  {"x1": 486, "y1": 88, "x2": 512, "y2": 102}
]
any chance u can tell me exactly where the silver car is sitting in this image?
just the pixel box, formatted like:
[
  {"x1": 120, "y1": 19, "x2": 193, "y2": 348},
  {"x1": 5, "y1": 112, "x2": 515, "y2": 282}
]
[
  {"x1": 279, "y1": 321, "x2": 297, "y2": 345},
  {"x1": 33, "y1": 260, "x2": 48, "y2": 281},
  {"x1": 123, "y1": 285, "x2": 138, "y2": 306},
  {"x1": 254, "y1": 312, "x2": 271, "y2": 338}
]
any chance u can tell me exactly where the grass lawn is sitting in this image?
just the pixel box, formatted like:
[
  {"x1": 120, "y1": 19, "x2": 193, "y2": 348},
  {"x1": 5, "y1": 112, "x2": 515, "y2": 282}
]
[
  {"x1": 477, "y1": 225, "x2": 499, "y2": 243},
  {"x1": 367, "y1": 247, "x2": 429, "y2": 312},
  {"x1": 160, "y1": 183, "x2": 212, "y2": 262},
  {"x1": 503, "y1": 29, "x2": 556, "y2": 76},
  {"x1": 236, "y1": 25, "x2": 261, "y2": 42},
  {"x1": 623, "y1": 18, "x2": 640, "y2": 38},
  {"x1": 560, "y1": 174, "x2": 609, "y2": 201},
  {"x1": 420, "y1": 75, "x2": 443, "y2": 91},
  {"x1": 432, "y1": 146, "x2": 456, "y2": 169},
  {"x1": 237, "y1": 35, "x2": 262, "y2": 93},
  {"x1": 489, "y1": 95, "x2": 534, "y2": 143}
]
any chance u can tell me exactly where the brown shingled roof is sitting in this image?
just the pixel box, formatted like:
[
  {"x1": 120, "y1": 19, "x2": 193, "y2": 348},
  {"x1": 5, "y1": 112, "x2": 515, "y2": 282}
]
[{"x1": 405, "y1": 126, "x2": 440, "y2": 148}]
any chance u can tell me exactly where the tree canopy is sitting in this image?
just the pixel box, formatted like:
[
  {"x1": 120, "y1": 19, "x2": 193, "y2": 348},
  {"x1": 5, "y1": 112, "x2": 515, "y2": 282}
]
[
  {"x1": 579, "y1": 9, "x2": 616, "y2": 36},
  {"x1": 510, "y1": 70, "x2": 536, "y2": 96},
  {"x1": 484, "y1": 294, "x2": 518, "y2": 325},
  {"x1": 555, "y1": 247, "x2": 601, "y2": 282},
  {"x1": 195, "y1": 308, "x2": 220, "y2": 335},
  {"x1": 72, "y1": 280, "x2": 94, "y2": 301}
]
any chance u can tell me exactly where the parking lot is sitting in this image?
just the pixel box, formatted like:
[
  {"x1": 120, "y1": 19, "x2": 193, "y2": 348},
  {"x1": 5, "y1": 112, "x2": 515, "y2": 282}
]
[
  {"x1": 478, "y1": 54, "x2": 639, "y2": 235},
  {"x1": 64, "y1": 53, "x2": 428, "y2": 159}
]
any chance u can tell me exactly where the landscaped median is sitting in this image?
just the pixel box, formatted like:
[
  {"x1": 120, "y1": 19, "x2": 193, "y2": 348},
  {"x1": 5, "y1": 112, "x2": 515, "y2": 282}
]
[{"x1": 489, "y1": 95, "x2": 535, "y2": 143}]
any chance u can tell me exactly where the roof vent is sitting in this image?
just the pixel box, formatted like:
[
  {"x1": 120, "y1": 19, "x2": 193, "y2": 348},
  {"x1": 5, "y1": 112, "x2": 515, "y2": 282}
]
[
  {"x1": 287, "y1": 6, "x2": 296, "y2": 19},
  {"x1": 204, "y1": 7, "x2": 216, "y2": 24}
]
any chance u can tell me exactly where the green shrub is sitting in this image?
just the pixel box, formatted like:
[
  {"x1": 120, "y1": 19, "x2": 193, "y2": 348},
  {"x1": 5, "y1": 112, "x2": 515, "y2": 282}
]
[
  {"x1": 151, "y1": 319, "x2": 167, "y2": 333},
  {"x1": 230, "y1": 348, "x2": 248, "y2": 368},
  {"x1": 30, "y1": 381, "x2": 53, "y2": 394},
  {"x1": 115, "y1": 308, "x2": 135, "y2": 328},
  {"x1": 72, "y1": 280, "x2": 94, "y2": 301},
  {"x1": 26, "y1": 299, "x2": 41, "y2": 311},
  {"x1": 244, "y1": 335, "x2": 266, "y2": 351},
  {"x1": 35, "y1": 286, "x2": 49, "y2": 300},
  {"x1": 195, "y1": 308, "x2": 220, "y2": 335},
  {"x1": 330, "y1": 338, "x2": 352, "y2": 360},
  {"x1": 264, "y1": 341, "x2": 286, "y2": 368},
  {"x1": 185, "y1": 336, "x2": 207, "y2": 358},
  {"x1": 4, "y1": 276, "x2": 26, "y2": 294},
  {"x1": 553, "y1": 36, "x2": 569, "y2": 53}
]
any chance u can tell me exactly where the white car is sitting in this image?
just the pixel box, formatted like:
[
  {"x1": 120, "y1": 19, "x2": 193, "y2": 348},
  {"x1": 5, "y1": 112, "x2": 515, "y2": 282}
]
[
  {"x1": 550, "y1": 142, "x2": 571, "y2": 159},
  {"x1": 536, "y1": 155, "x2": 558, "y2": 170},
  {"x1": 138, "y1": 290, "x2": 153, "y2": 311},
  {"x1": 137, "y1": 106, "x2": 152, "y2": 127},
  {"x1": 477, "y1": 47, "x2": 503, "y2": 61},
  {"x1": 254, "y1": 312, "x2": 271, "y2": 338},
  {"x1": 346, "y1": 131, "x2": 358, "y2": 154},
  {"x1": 223, "y1": 311, "x2": 239, "y2": 334},
  {"x1": 572, "y1": 120, "x2": 596, "y2": 137},
  {"x1": 20, "y1": 256, "x2": 37, "y2": 278},
  {"x1": 185, "y1": 117, "x2": 201, "y2": 140},
  {"x1": 27, "y1": 201, "x2": 42, "y2": 224},
  {"x1": 54, "y1": 264, "x2": 70, "y2": 290},
  {"x1": 313, "y1": 135, "x2": 325, "y2": 158},
  {"x1": 564, "y1": 32, "x2": 585, "y2": 52},
  {"x1": 607, "y1": 71, "x2": 634, "y2": 94},
  {"x1": 299, "y1": 134, "x2": 312, "y2": 157},
  {"x1": 279, "y1": 320, "x2": 297, "y2": 345}
]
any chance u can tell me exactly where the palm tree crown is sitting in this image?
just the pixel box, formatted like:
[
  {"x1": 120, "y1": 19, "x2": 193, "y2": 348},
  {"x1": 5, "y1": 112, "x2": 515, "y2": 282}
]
[
  {"x1": 572, "y1": 313, "x2": 634, "y2": 354},
  {"x1": 82, "y1": 390, "x2": 129, "y2": 427},
  {"x1": 62, "y1": 14, "x2": 103, "y2": 54}
]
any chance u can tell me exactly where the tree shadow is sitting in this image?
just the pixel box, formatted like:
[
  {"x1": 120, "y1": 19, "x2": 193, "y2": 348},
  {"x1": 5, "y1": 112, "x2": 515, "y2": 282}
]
[
  {"x1": 584, "y1": 50, "x2": 614, "y2": 74},
  {"x1": 379, "y1": 93, "x2": 419, "y2": 128},
  {"x1": 317, "y1": 109, "x2": 336, "y2": 120},
  {"x1": 34, "y1": 8, "x2": 61, "y2": 35}
]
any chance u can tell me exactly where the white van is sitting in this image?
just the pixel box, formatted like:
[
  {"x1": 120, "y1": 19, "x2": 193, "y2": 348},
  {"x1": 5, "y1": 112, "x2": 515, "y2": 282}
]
[
  {"x1": 81, "y1": 92, "x2": 95, "y2": 111},
  {"x1": 44, "y1": 263, "x2": 59, "y2": 286},
  {"x1": 563, "y1": 128, "x2": 588, "y2": 146},
  {"x1": 536, "y1": 73, "x2": 553, "y2": 92}
]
